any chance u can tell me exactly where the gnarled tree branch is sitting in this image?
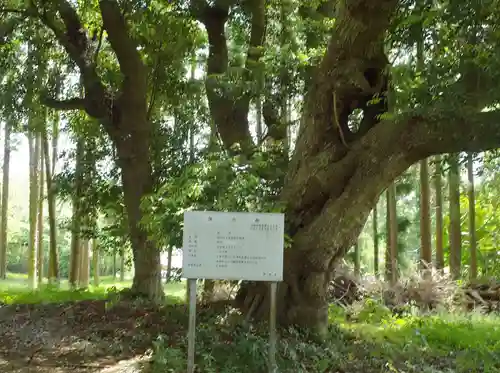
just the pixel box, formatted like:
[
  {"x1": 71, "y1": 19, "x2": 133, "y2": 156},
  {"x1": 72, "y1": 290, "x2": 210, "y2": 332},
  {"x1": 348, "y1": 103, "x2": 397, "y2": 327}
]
[
  {"x1": 36, "y1": 0, "x2": 110, "y2": 122},
  {"x1": 191, "y1": 0, "x2": 266, "y2": 151},
  {"x1": 99, "y1": 0, "x2": 147, "y2": 101},
  {"x1": 41, "y1": 96, "x2": 86, "y2": 111},
  {"x1": 287, "y1": 107, "x2": 500, "y2": 247},
  {"x1": 288, "y1": 0, "x2": 398, "y2": 182}
]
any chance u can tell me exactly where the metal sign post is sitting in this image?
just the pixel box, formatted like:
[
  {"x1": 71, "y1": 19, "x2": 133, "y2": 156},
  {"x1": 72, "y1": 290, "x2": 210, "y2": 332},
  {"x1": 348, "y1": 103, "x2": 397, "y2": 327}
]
[
  {"x1": 182, "y1": 211, "x2": 285, "y2": 373},
  {"x1": 269, "y1": 282, "x2": 278, "y2": 373},
  {"x1": 187, "y1": 279, "x2": 197, "y2": 373}
]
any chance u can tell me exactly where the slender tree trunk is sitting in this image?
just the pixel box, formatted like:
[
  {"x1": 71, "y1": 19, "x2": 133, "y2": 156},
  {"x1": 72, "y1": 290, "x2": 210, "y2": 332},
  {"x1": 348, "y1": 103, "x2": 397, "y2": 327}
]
[
  {"x1": 373, "y1": 202, "x2": 379, "y2": 277},
  {"x1": 353, "y1": 241, "x2": 360, "y2": 276},
  {"x1": 37, "y1": 133, "x2": 45, "y2": 285},
  {"x1": 0, "y1": 121, "x2": 11, "y2": 279},
  {"x1": 28, "y1": 130, "x2": 40, "y2": 289},
  {"x1": 92, "y1": 238, "x2": 100, "y2": 287},
  {"x1": 434, "y1": 155, "x2": 444, "y2": 270},
  {"x1": 387, "y1": 184, "x2": 398, "y2": 284},
  {"x1": 43, "y1": 125, "x2": 59, "y2": 284},
  {"x1": 448, "y1": 153, "x2": 462, "y2": 280},
  {"x1": 415, "y1": 5, "x2": 432, "y2": 273},
  {"x1": 120, "y1": 248, "x2": 125, "y2": 282},
  {"x1": 467, "y1": 153, "x2": 477, "y2": 280},
  {"x1": 434, "y1": 156, "x2": 444, "y2": 270},
  {"x1": 165, "y1": 246, "x2": 173, "y2": 283},
  {"x1": 69, "y1": 137, "x2": 85, "y2": 288},
  {"x1": 419, "y1": 159, "x2": 432, "y2": 271},
  {"x1": 256, "y1": 97, "x2": 263, "y2": 141},
  {"x1": 79, "y1": 239, "x2": 90, "y2": 289},
  {"x1": 112, "y1": 248, "x2": 117, "y2": 280}
]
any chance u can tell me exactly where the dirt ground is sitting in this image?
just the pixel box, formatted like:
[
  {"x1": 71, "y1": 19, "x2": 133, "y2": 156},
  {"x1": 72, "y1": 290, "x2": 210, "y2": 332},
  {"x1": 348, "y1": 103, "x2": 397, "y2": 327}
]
[{"x1": 0, "y1": 300, "x2": 189, "y2": 373}]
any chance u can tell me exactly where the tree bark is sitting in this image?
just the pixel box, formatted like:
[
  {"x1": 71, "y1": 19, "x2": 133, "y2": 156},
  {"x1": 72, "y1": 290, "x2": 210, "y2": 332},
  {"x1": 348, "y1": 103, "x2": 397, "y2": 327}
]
[
  {"x1": 448, "y1": 153, "x2": 462, "y2": 280},
  {"x1": 43, "y1": 123, "x2": 59, "y2": 284},
  {"x1": 419, "y1": 159, "x2": 432, "y2": 272},
  {"x1": 232, "y1": 0, "x2": 500, "y2": 333},
  {"x1": 38, "y1": 0, "x2": 162, "y2": 300},
  {"x1": 415, "y1": 0, "x2": 432, "y2": 274},
  {"x1": 373, "y1": 202, "x2": 379, "y2": 277},
  {"x1": 28, "y1": 125, "x2": 40, "y2": 289},
  {"x1": 79, "y1": 239, "x2": 90, "y2": 289},
  {"x1": 467, "y1": 153, "x2": 477, "y2": 280},
  {"x1": 92, "y1": 238, "x2": 100, "y2": 287},
  {"x1": 113, "y1": 248, "x2": 117, "y2": 280},
  {"x1": 353, "y1": 242, "x2": 360, "y2": 276},
  {"x1": 37, "y1": 132, "x2": 45, "y2": 284},
  {"x1": 119, "y1": 247, "x2": 125, "y2": 282},
  {"x1": 69, "y1": 137, "x2": 84, "y2": 289},
  {"x1": 434, "y1": 155, "x2": 444, "y2": 270},
  {"x1": 386, "y1": 184, "x2": 398, "y2": 284},
  {"x1": 165, "y1": 246, "x2": 173, "y2": 283},
  {"x1": 0, "y1": 121, "x2": 11, "y2": 279}
]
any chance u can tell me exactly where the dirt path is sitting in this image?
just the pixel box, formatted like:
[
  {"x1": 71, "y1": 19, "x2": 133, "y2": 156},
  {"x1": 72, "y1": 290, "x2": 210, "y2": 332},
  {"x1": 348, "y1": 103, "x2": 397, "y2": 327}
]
[{"x1": 0, "y1": 300, "x2": 188, "y2": 372}]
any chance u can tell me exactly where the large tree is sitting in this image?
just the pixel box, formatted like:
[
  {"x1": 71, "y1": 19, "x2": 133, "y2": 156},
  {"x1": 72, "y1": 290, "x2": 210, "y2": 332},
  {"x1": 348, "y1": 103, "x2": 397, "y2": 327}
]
[
  {"x1": 193, "y1": 0, "x2": 500, "y2": 335},
  {"x1": 1, "y1": 0, "x2": 167, "y2": 298}
]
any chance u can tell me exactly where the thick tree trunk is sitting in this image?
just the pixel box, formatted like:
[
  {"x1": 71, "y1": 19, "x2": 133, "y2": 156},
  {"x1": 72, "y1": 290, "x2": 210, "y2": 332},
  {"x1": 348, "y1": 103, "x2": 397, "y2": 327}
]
[
  {"x1": 116, "y1": 121, "x2": 162, "y2": 300},
  {"x1": 37, "y1": 0, "x2": 162, "y2": 300},
  {"x1": 211, "y1": 0, "x2": 499, "y2": 334},
  {"x1": 0, "y1": 121, "x2": 11, "y2": 279}
]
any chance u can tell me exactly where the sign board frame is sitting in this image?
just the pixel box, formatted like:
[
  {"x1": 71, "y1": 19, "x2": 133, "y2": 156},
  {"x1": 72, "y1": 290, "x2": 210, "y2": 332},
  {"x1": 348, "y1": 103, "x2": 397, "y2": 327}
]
[
  {"x1": 182, "y1": 210, "x2": 284, "y2": 282},
  {"x1": 182, "y1": 210, "x2": 284, "y2": 373}
]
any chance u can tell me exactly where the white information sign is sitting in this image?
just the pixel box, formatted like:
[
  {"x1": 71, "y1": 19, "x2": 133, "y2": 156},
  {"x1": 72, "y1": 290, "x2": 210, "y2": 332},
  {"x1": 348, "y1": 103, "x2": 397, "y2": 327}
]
[{"x1": 182, "y1": 211, "x2": 284, "y2": 282}]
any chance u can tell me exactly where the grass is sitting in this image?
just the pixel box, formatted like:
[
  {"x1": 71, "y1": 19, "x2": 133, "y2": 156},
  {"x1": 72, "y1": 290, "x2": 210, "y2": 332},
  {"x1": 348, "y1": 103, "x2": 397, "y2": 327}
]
[
  {"x1": 0, "y1": 272, "x2": 186, "y2": 304},
  {"x1": 332, "y1": 303, "x2": 500, "y2": 372},
  {"x1": 2, "y1": 274, "x2": 499, "y2": 372},
  {"x1": 151, "y1": 300, "x2": 500, "y2": 373}
]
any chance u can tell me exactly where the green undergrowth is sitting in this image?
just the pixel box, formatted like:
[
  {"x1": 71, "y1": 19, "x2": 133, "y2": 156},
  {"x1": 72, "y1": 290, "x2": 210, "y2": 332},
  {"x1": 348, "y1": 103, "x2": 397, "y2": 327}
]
[
  {"x1": 152, "y1": 300, "x2": 500, "y2": 373},
  {"x1": 0, "y1": 279, "x2": 186, "y2": 305}
]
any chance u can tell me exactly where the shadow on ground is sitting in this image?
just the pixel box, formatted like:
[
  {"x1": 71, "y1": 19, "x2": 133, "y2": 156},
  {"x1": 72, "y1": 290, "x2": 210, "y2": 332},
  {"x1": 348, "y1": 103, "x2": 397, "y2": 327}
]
[{"x1": 0, "y1": 299, "x2": 190, "y2": 372}]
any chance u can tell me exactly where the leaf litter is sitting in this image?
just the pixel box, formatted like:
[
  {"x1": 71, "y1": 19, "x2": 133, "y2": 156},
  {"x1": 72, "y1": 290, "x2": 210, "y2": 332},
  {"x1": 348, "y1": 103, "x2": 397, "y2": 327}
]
[{"x1": 0, "y1": 299, "x2": 189, "y2": 373}]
